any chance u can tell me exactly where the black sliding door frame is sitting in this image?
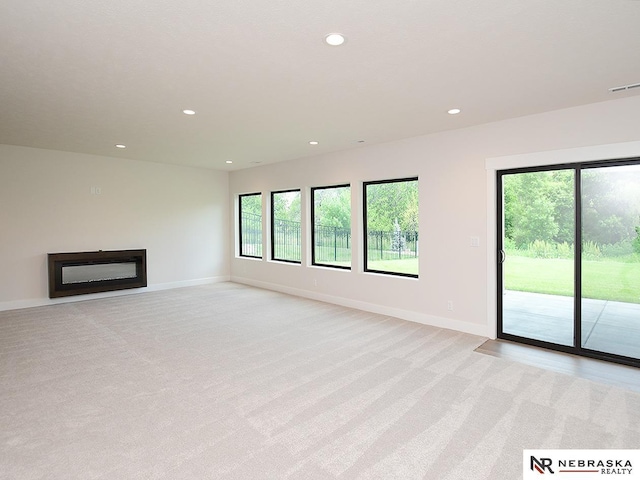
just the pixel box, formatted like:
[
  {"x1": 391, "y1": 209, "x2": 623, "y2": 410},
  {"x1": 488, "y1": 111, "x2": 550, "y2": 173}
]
[{"x1": 497, "y1": 157, "x2": 640, "y2": 368}]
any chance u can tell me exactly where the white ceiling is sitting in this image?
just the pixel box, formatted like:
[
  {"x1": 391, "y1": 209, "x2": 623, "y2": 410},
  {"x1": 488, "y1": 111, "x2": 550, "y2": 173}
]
[{"x1": 1, "y1": 0, "x2": 639, "y2": 171}]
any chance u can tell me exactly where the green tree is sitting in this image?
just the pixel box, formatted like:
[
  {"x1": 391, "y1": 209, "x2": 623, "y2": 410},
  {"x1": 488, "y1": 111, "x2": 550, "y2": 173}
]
[
  {"x1": 273, "y1": 191, "x2": 300, "y2": 223},
  {"x1": 504, "y1": 166, "x2": 640, "y2": 251},
  {"x1": 634, "y1": 226, "x2": 640, "y2": 254},
  {"x1": 503, "y1": 176, "x2": 518, "y2": 242},
  {"x1": 314, "y1": 186, "x2": 351, "y2": 228},
  {"x1": 241, "y1": 193, "x2": 262, "y2": 216},
  {"x1": 366, "y1": 179, "x2": 418, "y2": 232},
  {"x1": 547, "y1": 170, "x2": 574, "y2": 244},
  {"x1": 505, "y1": 172, "x2": 559, "y2": 248},
  {"x1": 582, "y1": 169, "x2": 640, "y2": 245}
]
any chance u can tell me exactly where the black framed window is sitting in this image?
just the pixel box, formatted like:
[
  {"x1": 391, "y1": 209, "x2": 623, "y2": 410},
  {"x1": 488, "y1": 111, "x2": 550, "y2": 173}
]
[
  {"x1": 271, "y1": 189, "x2": 301, "y2": 263},
  {"x1": 364, "y1": 177, "x2": 419, "y2": 277},
  {"x1": 239, "y1": 193, "x2": 262, "y2": 258},
  {"x1": 311, "y1": 184, "x2": 351, "y2": 269}
]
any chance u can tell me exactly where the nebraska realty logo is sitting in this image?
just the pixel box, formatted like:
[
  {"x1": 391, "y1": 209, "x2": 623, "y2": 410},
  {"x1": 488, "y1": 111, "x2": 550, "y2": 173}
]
[{"x1": 523, "y1": 450, "x2": 640, "y2": 479}]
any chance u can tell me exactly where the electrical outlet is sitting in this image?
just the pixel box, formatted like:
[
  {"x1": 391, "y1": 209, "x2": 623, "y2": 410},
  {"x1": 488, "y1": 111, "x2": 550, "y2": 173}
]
[{"x1": 447, "y1": 300, "x2": 453, "y2": 311}]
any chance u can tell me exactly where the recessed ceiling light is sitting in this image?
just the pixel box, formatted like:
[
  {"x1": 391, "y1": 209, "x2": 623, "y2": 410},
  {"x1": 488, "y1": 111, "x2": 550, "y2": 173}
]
[
  {"x1": 115, "y1": 144, "x2": 126, "y2": 149},
  {"x1": 325, "y1": 33, "x2": 346, "y2": 46},
  {"x1": 225, "y1": 160, "x2": 233, "y2": 164},
  {"x1": 182, "y1": 109, "x2": 196, "y2": 115},
  {"x1": 309, "y1": 141, "x2": 319, "y2": 145},
  {"x1": 448, "y1": 108, "x2": 461, "y2": 115}
]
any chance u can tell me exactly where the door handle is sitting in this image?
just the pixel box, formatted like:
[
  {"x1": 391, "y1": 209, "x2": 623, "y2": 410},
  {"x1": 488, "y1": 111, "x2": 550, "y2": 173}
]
[{"x1": 499, "y1": 249, "x2": 505, "y2": 263}]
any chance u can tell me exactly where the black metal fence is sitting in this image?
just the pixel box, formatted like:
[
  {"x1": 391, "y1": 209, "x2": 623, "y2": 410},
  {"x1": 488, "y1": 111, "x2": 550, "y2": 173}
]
[
  {"x1": 240, "y1": 212, "x2": 262, "y2": 256},
  {"x1": 273, "y1": 218, "x2": 301, "y2": 261},
  {"x1": 241, "y1": 212, "x2": 418, "y2": 263},
  {"x1": 366, "y1": 229, "x2": 418, "y2": 261},
  {"x1": 313, "y1": 224, "x2": 351, "y2": 263}
]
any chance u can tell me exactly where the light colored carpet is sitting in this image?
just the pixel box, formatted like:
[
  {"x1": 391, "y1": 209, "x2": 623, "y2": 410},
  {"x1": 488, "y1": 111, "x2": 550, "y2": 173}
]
[{"x1": 1, "y1": 282, "x2": 639, "y2": 479}]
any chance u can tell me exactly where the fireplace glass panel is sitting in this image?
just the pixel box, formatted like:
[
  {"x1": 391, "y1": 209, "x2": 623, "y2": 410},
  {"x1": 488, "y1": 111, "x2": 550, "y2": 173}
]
[{"x1": 62, "y1": 262, "x2": 137, "y2": 284}]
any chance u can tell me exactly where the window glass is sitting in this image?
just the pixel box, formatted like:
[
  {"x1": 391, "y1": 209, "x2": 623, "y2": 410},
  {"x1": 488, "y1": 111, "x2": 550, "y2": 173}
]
[
  {"x1": 364, "y1": 178, "x2": 418, "y2": 276},
  {"x1": 239, "y1": 193, "x2": 262, "y2": 258},
  {"x1": 312, "y1": 185, "x2": 351, "y2": 269},
  {"x1": 271, "y1": 190, "x2": 301, "y2": 263}
]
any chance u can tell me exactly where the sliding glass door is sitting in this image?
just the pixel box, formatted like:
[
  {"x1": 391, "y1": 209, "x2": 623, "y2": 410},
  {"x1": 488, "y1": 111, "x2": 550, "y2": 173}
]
[
  {"x1": 580, "y1": 164, "x2": 640, "y2": 360},
  {"x1": 500, "y1": 169, "x2": 575, "y2": 347},
  {"x1": 498, "y1": 159, "x2": 640, "y2": 366}
]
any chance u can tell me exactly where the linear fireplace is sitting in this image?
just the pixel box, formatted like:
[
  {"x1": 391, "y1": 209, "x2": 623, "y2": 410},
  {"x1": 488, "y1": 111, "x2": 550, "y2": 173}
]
[{"x1": 48, "y1": 249, "x2": 147, "y2": 298}]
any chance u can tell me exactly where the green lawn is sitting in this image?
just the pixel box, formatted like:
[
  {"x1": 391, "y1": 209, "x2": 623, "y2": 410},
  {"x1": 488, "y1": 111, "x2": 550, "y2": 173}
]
[
  {"x1": 367, "y1": 258, "x2": 418, "y2": 275},
  {"x1": 313, "y1": 257, "x2": 418, "y2": 274},
  {"x1": 504, "y1": 255, "x2": 640, "y2": 304},
  {"x1": 314, "y1": 246, "x2": 351, "y2": 264}
]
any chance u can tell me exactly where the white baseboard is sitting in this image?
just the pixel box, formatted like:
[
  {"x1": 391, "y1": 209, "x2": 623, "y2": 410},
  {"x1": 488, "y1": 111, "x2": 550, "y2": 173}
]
[
  {"x1": 145, "y1": 276, "x2": 230, "y2": 292},
  {"x1": 0, "y1": 276, "x2": 230, "y2": 312},
  {"x1": 231, "y1": 276, "x2": 490, "y2": 338}
]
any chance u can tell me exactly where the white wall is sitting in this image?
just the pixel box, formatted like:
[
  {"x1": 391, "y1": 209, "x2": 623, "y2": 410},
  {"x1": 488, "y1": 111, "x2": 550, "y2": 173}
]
[
  {"x1": 0, "y1": 145, "x2": 230, "y2": 310},
  {"x1": 229, "y1": 95, "x2": 640, "y2": 337}
]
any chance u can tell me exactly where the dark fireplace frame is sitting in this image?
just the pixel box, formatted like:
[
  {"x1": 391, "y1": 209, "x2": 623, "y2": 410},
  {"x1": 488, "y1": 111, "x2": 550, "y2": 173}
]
[{"x1": 48, "y1": 249, "x2": 147, "y2": 298}]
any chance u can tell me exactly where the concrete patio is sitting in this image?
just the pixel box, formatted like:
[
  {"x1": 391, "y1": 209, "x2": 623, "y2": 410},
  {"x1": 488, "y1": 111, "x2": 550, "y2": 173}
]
[{"x1": 502, "y1": 290, "x2": 640, "y2": 360}]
